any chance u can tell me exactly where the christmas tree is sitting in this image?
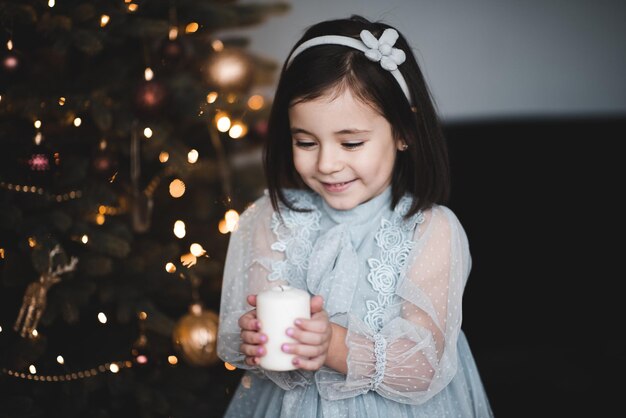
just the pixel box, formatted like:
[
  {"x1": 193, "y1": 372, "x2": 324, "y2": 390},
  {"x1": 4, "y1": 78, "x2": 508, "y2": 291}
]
[{"x1": 0, "y1": 1, "x2": 289, "y2": 416}]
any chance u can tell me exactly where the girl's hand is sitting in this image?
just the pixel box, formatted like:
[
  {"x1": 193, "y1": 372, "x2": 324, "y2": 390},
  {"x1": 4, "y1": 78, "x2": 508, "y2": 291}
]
[
  {"x1": 281, "y1": 295, "x2": 332, "y2": 371},
  {"x1": 238, "y1": 294, "x2": 268, "y2": 367}
]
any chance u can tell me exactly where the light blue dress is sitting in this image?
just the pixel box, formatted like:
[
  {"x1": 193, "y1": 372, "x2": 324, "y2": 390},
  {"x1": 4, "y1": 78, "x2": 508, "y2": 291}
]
[{"x1": 217, "y1": 187, "x2": 494, "y2": 417}]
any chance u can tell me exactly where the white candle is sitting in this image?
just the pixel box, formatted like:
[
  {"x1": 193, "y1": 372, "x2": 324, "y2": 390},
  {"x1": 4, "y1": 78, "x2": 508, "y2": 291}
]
[{"x1": 256, "y1": 285, "x2": 310, "y2": 371}]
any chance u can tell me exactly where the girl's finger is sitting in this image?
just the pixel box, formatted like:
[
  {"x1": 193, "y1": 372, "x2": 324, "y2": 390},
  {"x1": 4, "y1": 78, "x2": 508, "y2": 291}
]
[
  {"x1": 292, "y1": 317, "x2": 328, "y2": 334},
  {"x1": 291, "y1": 356, "x2": 324, "y2": 371},
  {"x1": 310, "y1": 295, "x2": 324, "y2": 314},
  {"x1": 241, "y1": 330, "x2": 268, "y2": 345},
  {"x1": 238, "y1": 312, "x2": 260, "y2": 331},
  {"x1": 286, "y1": 327, "x2": 326, "y2": 345},
  {"x1": 244, "y1": 356, "x2": 260, "y2": 367},
  {"x1": 281, "y1": 342, "x2": 325, "y2": 358},
  {"x1": 240, "y1": 343, "x2": 266, "y2": 358}
]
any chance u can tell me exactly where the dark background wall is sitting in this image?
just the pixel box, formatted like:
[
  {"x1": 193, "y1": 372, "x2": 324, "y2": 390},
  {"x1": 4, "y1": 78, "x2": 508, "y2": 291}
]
[{"x1": 445, "y1": 117, "x2": 625, "y2": 417}]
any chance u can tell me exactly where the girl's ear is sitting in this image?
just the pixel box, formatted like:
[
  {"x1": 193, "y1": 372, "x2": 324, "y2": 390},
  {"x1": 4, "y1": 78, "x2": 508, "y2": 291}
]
[{"x1": 396, "y1": 139, "x2": 408, "y2": 151}]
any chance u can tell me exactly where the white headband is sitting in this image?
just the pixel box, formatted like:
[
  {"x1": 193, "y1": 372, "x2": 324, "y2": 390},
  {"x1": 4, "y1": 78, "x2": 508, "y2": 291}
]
[{"x1": 286, "y1": 28, "x2": 413, "y2": 105}]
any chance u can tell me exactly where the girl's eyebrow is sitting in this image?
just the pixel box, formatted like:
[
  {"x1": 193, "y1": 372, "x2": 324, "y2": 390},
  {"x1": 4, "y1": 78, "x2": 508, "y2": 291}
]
[{"x1": 290, "y1": 127, "x2": 372, "y2": 135}]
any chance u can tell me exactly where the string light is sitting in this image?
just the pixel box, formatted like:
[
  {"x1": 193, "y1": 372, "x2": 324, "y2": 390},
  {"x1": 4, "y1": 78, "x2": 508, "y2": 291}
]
[
  {"x1": 168, "y1": 355, "x2": 178, "y2": 365},
  {"x1": 169, "y1": 27, "x2": 179, "y2": 41},
  {"x1": 100, "y1": 15, "x2": 110, "y2": 27},
  {"x1": 224, "y1": 362, "x2": 237, "y2": 371},
  {"x1": 0, "y1": 325, "x2": 3, "y2": 332},
  {"x1": 211, "y1": 40, "x2": 224, "y2": 52},
  {"x1": 6, "y1": 40, "x2": 13, "y2": 50},
  {"x1": 58, "y1": 97, "x2": 66, "y2": 106},
  {"x1": 169, "y1": 179, "x2": 185, "y2": 198},
  {"x1": 189, "y1": 243, "x2": 206, "y2": 257},
  {"x1": 187, "y1": 149, "x2": 199, "y2": 164},
  {"x1": 48, "y1": 0, "x2": 55, "y2": 7},
  {"x1": 1, "y1": 182, "x2": 84, "y2": 201},
  {"x1": 173, "y1": 220, "x2": 186, "y2": 238},
  {"x1": 228, "y1": 121, "x2": 247, "y2": 139},
  {"x1": 98, "y1": 312, "x2": 107, "y2": 324},
  {"x1": 185, "y1": 22, "x2": 199, "y2": 33},
  {"x1": 165, "y1": 262, "x2": 176, "y2": 273},
  {"x1": 159, "y1": 151, "x2": 169, "y2": 163},
  {"x1": 206, "y1": 92, "x2": 218, "y2": 103},
  {"x1": 32, "y1": 329, "x2": 38, "y2": 337},
  {"x1": 127, "y1": 3, "x2": 138, "y2": 12},
  {"x1": 248, "y1": 95, "x2": 264, "y2": 110},
  {"x1": 143, "y1": 127, "x2": 153, "y2": 138},
  {"x1": 225, "y1": 209, "x2": 239, "y2": 232},
  {"x1": 73, "y1": 117, "x2": 82, "y2": 127},
  {"x1": 97, "y1": 203, "x2": 126, "y2": 216},
  {"x1": 4, "y1": 360, "x2": 137, "y2": 381},
  {"x1": 34, "y1": 120, "x2": 42, "y2": 129},
  {"x1": 180, "y1": 253, "x2": 197, "y2": 267},
  {"x1": 216, "y1": 113, "x2": 231, "y2": 132},
  {"x1": 144, "y1": 67, "x2": 154, "y2": 81},
  {"x1": 81, "y1": 235, "x2": 89, "y2": 244},
  {"x1": 28, "y1": 237, "x2": 37, "y2": 248}
]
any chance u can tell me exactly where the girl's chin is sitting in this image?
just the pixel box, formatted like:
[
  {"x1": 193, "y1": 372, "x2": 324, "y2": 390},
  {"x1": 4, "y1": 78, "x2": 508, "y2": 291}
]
[{"x1": 319, "y1": 194, "x2": 360, "y2": 211}]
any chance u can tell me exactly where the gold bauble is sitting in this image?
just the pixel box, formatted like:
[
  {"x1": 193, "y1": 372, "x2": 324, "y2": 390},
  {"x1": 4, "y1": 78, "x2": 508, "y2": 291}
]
[
  {"x1": 203, "y1": 48, "x2": 254, "y2": 92},
  {"x1": 172, "y1": 304, "x2": 219, "y2": 366}
]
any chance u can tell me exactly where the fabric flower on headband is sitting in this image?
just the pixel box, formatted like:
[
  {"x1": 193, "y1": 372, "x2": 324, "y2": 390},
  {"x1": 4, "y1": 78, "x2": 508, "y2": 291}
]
[
  {"x1": 360, "y1": 29, "x2": 406, "y2": 71},
  {"x1": 285, "y1": 26, "x2": 413, "y2": 104}
]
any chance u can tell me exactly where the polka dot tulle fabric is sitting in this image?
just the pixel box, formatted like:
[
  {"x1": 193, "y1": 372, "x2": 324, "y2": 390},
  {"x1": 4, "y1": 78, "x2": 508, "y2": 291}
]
[{"x1": 217, "y1": 187, "x2": 493, "y2": 417}]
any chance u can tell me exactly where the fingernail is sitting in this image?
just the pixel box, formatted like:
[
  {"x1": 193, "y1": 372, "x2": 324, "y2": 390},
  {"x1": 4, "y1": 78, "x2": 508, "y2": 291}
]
[
  {"x1": 257, "y1": 347, "x2": 264, "y2": 355},
  {"x1": 260, "y1": 334, "x2": 267, "y2": 343},
  {"x1": 281, "y1": 344, "x2": 290, "y2": 353},
  {"x1": 286, "y1": 328, "x2": 294, "y2": 337},
  {"x1": 294, "y1": 319, "x2": 302, "y2": 326}
]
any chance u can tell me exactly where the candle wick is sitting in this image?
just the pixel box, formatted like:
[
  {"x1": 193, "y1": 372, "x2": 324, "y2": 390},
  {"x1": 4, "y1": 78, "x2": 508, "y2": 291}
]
[{"x1": 279, "y1": 285, "x2": 284, "y2": 291}]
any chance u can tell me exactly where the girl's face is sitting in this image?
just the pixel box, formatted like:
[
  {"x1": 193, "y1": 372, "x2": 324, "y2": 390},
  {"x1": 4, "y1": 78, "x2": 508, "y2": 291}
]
[{"x1": 289, "y1": 88, "x2": 404, "y2": 211}]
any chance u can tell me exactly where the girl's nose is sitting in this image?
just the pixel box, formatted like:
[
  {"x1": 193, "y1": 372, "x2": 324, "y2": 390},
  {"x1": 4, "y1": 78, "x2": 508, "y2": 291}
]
[{"x1": 317, "y1": 146, "x2": 342, "y2": 173}]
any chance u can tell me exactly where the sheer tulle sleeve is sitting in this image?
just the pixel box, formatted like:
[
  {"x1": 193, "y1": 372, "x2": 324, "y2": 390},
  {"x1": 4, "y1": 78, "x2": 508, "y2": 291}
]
[
  {"x1": 217, "y1": 195, "x2": 313, "y2": 390},
  {"x1": 317, "y1": 205, "x2": 469, "y2": 405}
]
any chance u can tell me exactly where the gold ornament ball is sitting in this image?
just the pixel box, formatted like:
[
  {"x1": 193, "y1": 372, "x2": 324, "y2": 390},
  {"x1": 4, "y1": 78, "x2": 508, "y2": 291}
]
[
  {"x1": 172, "y1": 304, "x2": 219, "y2": 366},
  {"x1": 203, "y1": 48, "x2": 254, "y2": 92}
]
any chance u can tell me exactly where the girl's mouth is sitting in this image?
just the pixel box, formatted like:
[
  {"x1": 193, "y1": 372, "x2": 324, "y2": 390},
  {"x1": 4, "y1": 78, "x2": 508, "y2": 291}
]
[{"x1": 321, "y1": 180, "x2": 355, "y2": 193}]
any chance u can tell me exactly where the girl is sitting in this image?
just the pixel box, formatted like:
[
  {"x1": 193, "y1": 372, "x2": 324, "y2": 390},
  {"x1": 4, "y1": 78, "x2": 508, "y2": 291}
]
[{"x1": 217, "y1": 15, "x2": 494, "y2": 418}]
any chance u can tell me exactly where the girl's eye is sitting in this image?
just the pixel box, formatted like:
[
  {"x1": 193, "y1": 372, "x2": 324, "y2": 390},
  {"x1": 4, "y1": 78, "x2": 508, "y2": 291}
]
[
  {"x1": 294, "y1": 140, "x2": 316, "y2": 148},
  {"x1": 342, "y1": 142, "x2": 364, "y2": 150}
]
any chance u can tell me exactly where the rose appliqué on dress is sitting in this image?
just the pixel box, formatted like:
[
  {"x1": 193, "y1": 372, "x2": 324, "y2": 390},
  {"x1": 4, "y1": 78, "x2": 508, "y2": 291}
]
[
  {"x1": 364, "y1": 196, "x2": 424, "y2": 332},
  {"x1": 268, "y1": 192, "x2": 321, "y2": 283}
]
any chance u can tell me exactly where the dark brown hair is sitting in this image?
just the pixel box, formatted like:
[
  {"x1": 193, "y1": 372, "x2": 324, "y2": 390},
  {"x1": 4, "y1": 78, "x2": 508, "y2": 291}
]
[{"x1": 263, "y1": 15, "x2": 450, "y2": 217}]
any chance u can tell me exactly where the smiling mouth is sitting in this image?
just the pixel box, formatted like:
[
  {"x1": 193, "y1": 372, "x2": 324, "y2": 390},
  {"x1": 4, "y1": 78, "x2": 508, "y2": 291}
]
[{"x1": 321, "y1": 180, "x2": 355, "y2": 192}]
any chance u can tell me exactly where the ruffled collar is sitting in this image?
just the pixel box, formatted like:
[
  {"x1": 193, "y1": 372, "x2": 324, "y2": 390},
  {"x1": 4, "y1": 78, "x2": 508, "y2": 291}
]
[{"x1": 320, "y1": 185, "x2": 392, "y2": 225}]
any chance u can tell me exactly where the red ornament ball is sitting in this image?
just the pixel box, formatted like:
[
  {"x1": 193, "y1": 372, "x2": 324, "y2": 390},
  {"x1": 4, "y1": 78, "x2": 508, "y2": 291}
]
[{"x1": 134, "y1": 80, "x2": 169, "y2": 116}]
